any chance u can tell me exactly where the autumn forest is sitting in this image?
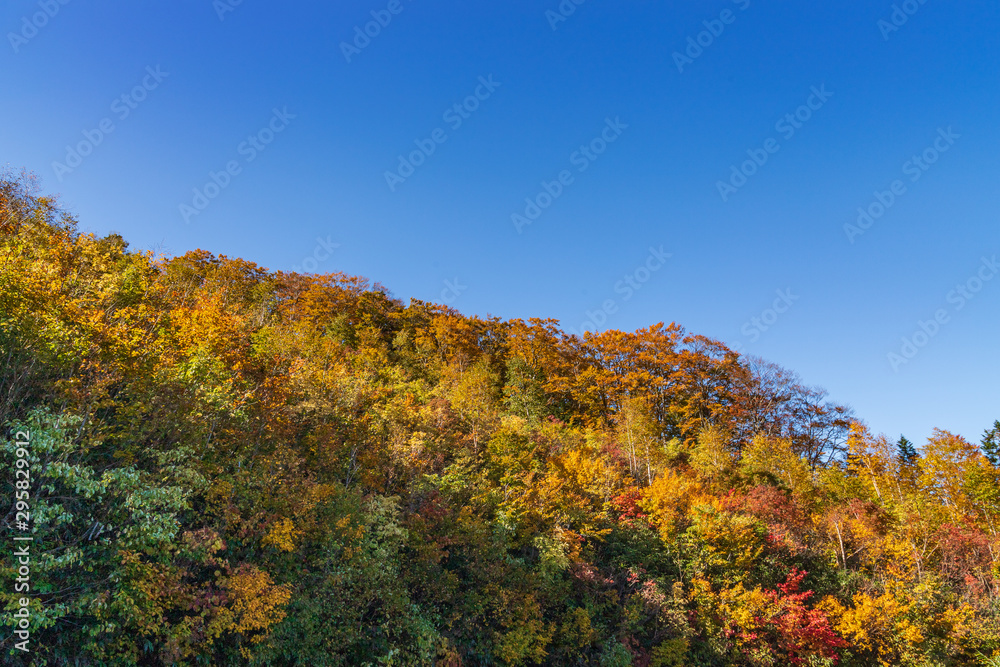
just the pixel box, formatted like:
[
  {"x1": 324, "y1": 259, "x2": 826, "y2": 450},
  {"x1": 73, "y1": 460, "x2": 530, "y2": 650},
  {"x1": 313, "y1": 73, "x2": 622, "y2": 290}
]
[{"x1": 3, "y1": 173, "x2": 1000, "y2": 666}]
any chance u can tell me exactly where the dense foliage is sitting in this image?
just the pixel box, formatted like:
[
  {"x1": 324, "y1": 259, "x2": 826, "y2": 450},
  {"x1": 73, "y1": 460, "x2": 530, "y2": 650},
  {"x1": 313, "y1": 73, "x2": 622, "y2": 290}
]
[{"x1": 2, "y1": 173, "x2": 1000, "y2": 665}]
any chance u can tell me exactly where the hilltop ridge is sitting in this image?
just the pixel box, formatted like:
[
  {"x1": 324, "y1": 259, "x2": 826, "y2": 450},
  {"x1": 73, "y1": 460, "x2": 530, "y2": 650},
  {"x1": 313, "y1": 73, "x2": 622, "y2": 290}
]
[{"x1": 2, "y1": 174, "x2": 999, "y2": 666}]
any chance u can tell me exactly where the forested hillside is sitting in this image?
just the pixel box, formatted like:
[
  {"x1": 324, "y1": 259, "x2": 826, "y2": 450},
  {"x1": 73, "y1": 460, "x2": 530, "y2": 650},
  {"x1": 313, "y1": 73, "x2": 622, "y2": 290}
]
[{"x1": 3, "y1": 173, "x2": 1000, "y2": 666}]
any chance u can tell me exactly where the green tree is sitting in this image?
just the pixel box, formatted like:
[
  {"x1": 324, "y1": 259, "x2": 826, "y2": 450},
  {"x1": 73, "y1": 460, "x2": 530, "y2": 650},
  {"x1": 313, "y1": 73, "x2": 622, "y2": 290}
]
[
  {"x1": 897, "y1": 435, "x2": 918, "y2": 465},
  {"x1": 981, "y1": 420, "x2": 1000, "y2": 467}
]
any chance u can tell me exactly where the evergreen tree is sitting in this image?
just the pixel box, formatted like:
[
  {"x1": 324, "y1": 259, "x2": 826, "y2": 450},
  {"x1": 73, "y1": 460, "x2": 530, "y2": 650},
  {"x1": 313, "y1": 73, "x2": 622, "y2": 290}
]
[
  {"x1": 982, "y1": 420, "x2": 1000, "y2": 466},
  {"x1": 896, "y1": 435, "x2": 918, "y2": 465}
]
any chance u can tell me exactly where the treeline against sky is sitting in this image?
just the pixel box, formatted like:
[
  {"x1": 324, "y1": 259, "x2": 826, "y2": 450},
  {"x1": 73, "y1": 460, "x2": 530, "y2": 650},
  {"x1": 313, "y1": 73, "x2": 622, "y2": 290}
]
[{"x1": 2, "y1": 172, "x2": 1000, "y2": 666}]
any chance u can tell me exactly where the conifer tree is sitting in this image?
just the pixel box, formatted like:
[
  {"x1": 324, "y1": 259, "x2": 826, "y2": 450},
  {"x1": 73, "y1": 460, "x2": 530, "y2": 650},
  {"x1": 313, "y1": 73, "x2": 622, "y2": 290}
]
[
  {"x1": 981, "y1": 420, "x2": 1000, "y2": 467},
  {"x1": 897, "y1": 435, "x2": 918, "y2": 465}
]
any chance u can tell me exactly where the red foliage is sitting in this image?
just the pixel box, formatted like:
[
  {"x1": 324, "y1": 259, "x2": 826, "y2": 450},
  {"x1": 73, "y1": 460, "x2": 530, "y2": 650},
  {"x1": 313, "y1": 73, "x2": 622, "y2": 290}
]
[
  {"x1": 936, "y1": 523, "x2": 997, "y2": 599},
  {"x1": 764, "y1": 569, "x2": 847, "y2": 665},
  {"x1": 612, "y1": 487, "x2": 648, "y2": 524},
  {"x1": 724, "y1": 485, "x2": 809, "y2": 552}
]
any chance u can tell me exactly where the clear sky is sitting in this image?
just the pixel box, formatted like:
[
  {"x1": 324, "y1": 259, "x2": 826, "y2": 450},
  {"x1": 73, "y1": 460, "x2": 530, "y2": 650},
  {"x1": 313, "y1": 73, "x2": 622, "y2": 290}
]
[{"x1": 2, "y1": 1, "x2": 998, "y2": 446}]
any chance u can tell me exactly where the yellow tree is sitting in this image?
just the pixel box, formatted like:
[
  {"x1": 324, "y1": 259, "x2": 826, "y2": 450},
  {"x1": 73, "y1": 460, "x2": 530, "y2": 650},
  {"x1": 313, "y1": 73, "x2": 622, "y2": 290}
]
[
  {"x1": 688, "y1": 425, "x2": 737, "y2": 491},
  {"x1": 919, "y1": 429, "x2": 984, "y2": 519},
  {"x1": 740, "y1": 434, "x2": 813, "y2": 502},
  {"x1": 615, "y1": 396, "x2": 660, "y2": 484},
  {"x1": 846, "y1": 423, "x2": 897, "y2": 505}
]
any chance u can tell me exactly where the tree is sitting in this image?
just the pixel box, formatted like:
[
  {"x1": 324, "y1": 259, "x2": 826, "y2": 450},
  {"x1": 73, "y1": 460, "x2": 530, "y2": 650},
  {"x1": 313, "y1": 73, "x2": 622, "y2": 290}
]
[
  {"x1": 688, "y1": 425, "x2": 737, "y2": 489},
  {"x1": 981, "y1": 420, "x2": 1000, "y2": 467},
  {"x1": 846, "y1": 424, "x2": 896, "y2": 504},
  {"x1": 734, "y1": 356, "x2": 854, "y2": 465},
  {"x1": 896, "y1": 436, "x2": 918, "y2": 465},
  {"x1": 615, "y1": 396, "x2": 659, "y2": 484},
  {"x1": 503, "y1": 356, "x2": 548, "y2": 422},
  {"x1": 895, "y1": 435, "x2": 920, "y2": 495},
  {"x1": 6, "y1": 171, "x2": 1000, "y2": 665},
  {"x1": 741, "y1": 435, "x2": 813, "y2": 501},
  {"x1": 919, "y1": 429, "x2": 984, "y2": 515}
]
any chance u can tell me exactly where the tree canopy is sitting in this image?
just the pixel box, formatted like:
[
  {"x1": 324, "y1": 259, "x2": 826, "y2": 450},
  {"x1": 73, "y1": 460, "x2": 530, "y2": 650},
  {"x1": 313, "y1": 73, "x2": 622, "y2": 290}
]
[{"x1": 2, "y1": 173, "x2": 999, "y2": 665}]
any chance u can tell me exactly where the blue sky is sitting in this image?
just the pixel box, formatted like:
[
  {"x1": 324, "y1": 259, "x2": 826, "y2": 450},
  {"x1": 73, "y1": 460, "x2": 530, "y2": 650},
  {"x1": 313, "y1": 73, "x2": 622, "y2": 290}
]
[{"x1": 2, "y1": 0, "x2": 998, "y2": 445}]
